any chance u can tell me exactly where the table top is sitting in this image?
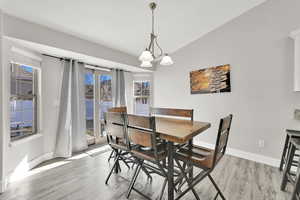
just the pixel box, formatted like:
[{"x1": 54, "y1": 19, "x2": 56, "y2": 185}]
[{"x1": 155, "y1": 117, "x2": 211, "y2": 144}]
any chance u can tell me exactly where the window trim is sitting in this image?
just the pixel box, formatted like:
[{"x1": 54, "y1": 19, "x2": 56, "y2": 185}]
[
  {"x1": 9, "y1": 62, "x2": 41, "y2": 142},
  {"x1": 133, "y1": 80, "x2": 151, "y2": 115}
]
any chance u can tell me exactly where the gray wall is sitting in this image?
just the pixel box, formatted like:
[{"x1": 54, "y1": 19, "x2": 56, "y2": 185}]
[{"x1": 154, "y1": 0, "x2": 300, "y2": 160}]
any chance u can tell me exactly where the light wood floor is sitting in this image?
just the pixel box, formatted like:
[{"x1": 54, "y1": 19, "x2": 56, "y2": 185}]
[{"x1": 0, "y1": 148, "x2": 293, "y2": 200}]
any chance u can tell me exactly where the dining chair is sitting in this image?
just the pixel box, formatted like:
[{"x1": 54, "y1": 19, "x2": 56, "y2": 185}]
[
  {"x1": 279, "y1": 129, "x2": 300, "y2": 171},
  {"x1": 107, "y1": 107, "x2": 128, "y2": 163},
  {"x1": 150, "y1": 107, "x2": 194, "y2": 187},
  {"x1": 150, "y1": 107, "x2": 194, "y2": 121},
  {"x1": 174, "y1": 114, "x2": 233, "y2": 200},
  {"x1": 281, "y1": 137, "x2": 300, "y2": 195},
  {"x1": 290, "y1": 160, "x2": 300, "y2": 200},
  {"x1": 150, "y1": 107, "x2": 193, "y2": 149},
  {"x1": 104, "y1": 111, "x2": 129, "y2": 184},
  {"x1": 126, "y1": 114, "x2": 168, "y2": 200}
]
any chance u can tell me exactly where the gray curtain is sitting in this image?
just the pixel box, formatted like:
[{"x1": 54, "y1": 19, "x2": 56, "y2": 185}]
[
  {"x1": 112, "y1": 69, "x2": 126, "y2": 107},
  {"x1": 54, "y1": 60, "x2": 88, "y2": 158}
]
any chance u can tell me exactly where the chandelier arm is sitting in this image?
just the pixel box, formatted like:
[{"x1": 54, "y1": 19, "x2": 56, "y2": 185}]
[
  {"x1": 155, "y1": 37, "x2": 164, "y2": 57},
  {"x1": 152, "y1": 8, "x2": 155, "y2": 35},
  {"x1": 147, "y1": 34, "x2": 154, "y2": 52}
]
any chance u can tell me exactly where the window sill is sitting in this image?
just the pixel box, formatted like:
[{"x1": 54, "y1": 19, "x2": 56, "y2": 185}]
[{"x1": 9, "y1": 133, "x2": 43, "y2": 147}]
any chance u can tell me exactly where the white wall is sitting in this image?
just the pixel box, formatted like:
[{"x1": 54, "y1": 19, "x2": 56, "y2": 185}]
[
  {"x1": 0, "y1": 9, "x2": 5, "y2": 193},
  {"x1": 2, "y1": 14, "x2": 140, "y2": 68},
  {"x1": 1, "y1": 40, "x2": 63, "y2": 183},
  {"x1": 153, "y1": 0, "x2": 300, "y2": 163}
]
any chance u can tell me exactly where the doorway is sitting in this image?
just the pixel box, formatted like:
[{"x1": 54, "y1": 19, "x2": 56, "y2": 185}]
[{"x1": 85, "y1": 69, "x2": 112, "y2": 145}]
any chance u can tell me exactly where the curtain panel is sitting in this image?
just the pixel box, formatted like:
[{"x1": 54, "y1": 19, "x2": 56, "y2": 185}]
[
  {"x1": 112, "y1": 69, "x2": 126, "y2": 107},
  {"x1": 54, "y1": 60, "x2": 87, "y2": 158}
]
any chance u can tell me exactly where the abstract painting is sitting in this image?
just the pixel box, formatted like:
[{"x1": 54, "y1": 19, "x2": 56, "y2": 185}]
[{"x1": 190, "y1": 64, "x2": 231, "y2": 94}]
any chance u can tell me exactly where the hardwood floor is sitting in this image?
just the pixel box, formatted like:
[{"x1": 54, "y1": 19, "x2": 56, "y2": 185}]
[{"x1": 0, "y1": 147, "x2": 292, "y2": 200}]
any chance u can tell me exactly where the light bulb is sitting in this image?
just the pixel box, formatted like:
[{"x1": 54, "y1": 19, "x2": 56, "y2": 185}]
[
  {"x1": 160, "y1": 54, "x2": 174, "y2": 66},
  {"x1": 139, "y1": 50, "x2": 154, "y2": 62},
  {"x1": 140, "y1": 61, "x2": 152, "y2": 68}
]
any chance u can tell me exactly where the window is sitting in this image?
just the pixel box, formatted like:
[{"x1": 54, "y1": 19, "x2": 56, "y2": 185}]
[
  {"x1": 134, "y1": 81, "x2": 150, "y2": 115},
  {"x1": 10, "y1": 63, "x2": 38, "y2": 141}
]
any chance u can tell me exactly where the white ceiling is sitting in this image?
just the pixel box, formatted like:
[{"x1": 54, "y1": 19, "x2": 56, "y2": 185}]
[{"x1": 0, "y1": 0, "x2": 266, "y2": 56}]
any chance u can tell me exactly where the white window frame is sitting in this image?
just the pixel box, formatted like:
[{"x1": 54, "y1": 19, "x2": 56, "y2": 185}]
[
  {"x1": 9, "y1": 62, "x2": 41, "y2": 142},
  {"x1": 133, "y1": 80, "x2": 151, "y2": 115}
]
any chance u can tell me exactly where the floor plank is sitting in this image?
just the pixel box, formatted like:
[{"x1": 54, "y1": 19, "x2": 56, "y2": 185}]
[{"x1": 0, "y1": 147, "x2": 292, "y2": 200}]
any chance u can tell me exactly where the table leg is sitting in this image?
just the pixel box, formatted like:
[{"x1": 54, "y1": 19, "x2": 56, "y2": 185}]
[
  {"x1": 188, "y1": 139, "x2": 193, "y2": 181},
  {"x1": 167, "y1": 141, "x2": 174, "y2": 200}
]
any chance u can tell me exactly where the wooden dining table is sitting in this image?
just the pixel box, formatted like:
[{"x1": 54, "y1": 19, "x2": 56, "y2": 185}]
[{"x1": 154, "y1": 116, "x2": 211, "y2": 200}]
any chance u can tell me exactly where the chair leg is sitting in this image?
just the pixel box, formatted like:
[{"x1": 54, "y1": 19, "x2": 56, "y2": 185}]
[
  {"x1": 105, "y1": 153, "x2": 121, "y2": 185},
  {"x1": 141, "y1": 164, "x2": 153, "y2": 181},
  {"x1": 127, "y1": 162, "x2": 143, "y2": 198},
  {"x1": 279, "y1": 135, "x2": 289, "y2": 171},
  {"x1": 174, "y1": 158, "x2": 201, "y2": 200},
  {"x1": 108, "y1": 149, "x2": 115, "y2": 162},
  {"x1": 281, "y1": 145, "x2": 296, "y2": 191},
  {"x1": 208, "y1": 174, "x2": 226, "y2": 200}
]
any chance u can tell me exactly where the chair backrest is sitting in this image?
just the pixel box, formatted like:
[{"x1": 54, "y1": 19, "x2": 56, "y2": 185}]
[
  {"x1": 104, "y1": 112, "x2": 127, "y2": 145},
  {"x1": 108, "y1": 106, "x2": 127, "y2": 113},
  {"x1": 150, "y1": 107, "x2": 194, "y2": 121},
  {"x1": 127, "y1": 114, "x2": 162, "y2": 156},
  {"x1": 212, "y1": 114, "x2": 233, "y2": 168}
]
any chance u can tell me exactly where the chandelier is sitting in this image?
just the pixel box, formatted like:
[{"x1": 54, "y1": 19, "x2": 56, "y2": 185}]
[{"x1": 139, "y1": 2, "x2": 174, "y2": 67}]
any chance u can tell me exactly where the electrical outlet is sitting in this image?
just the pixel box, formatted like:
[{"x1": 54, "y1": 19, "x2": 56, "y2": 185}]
[
  {"x1": 294, "y1": 109, "x2": 300, "y2": 120},
  {"x1": 259, "y1": 140, "x2": 265, "y2": 148}
]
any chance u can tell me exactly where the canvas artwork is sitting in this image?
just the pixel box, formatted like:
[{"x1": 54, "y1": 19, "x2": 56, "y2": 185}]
[{"x1": 190, "y1": 64, "x2": 231, "y2": 94}]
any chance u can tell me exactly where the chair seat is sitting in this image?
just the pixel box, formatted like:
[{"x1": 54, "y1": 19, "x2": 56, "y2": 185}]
[
  {"x1": 176, "y1": 145, "x2": 215, "y2": 169},
  {"x1": 131, "y1": 144, "x2": 167, "y2": 161},
  {"x1": 110, "y1": 139, "x2": 128, "y2": 151}
]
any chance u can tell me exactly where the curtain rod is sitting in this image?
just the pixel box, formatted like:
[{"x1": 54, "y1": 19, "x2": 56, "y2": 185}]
[{"x1": 42, "y1": 54, "x2": 130, "y2": 72}]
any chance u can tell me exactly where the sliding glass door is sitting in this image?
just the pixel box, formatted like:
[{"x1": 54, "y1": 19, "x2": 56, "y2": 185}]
[
  {"x1": 85, "y1": 69, "x2": 112, "y2": 145},
  {"x1": 85, "y1": 70, "x2": 95, "y2": 145}
]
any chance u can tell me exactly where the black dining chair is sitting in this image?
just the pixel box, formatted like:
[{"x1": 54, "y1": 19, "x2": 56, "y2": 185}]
[
  {"x1": 174, "y1": 114, "x2": 233, "y2": 200},
  {"x1": 150, "y1": 107, "x2": 194, "y2": 121},
  {"x1": 150, "y1": 107, "x2": 195, "y2": 190},
  {"x1": 107, "y1": 107, "x2": 128, "y2": 163},
  {"x1": 104, "y1": 111, "x2": 129, "y2": 184},
  {"x1": 290, "y1": 161, "x2": 300, "y2": 200},
  {"x1": 126, "y1": 114, "x2": 169, "y2": 200},
  {"x1": 279, "y1": 129, "x2": 300, "y2": 172},
  {"x1": 281, "y1": 137, "x2": 300, "y2": 197}
]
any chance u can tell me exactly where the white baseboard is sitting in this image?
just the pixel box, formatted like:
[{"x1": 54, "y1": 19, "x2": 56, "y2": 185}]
[
  {"x1": 27, "y1": 152, "x2": 54, "y2": 170},
  {"x1": 0, "y1": 178, "x2": 8, "y2": 193},
  {"x1": 195, "y1": 141, "x2": 280, "y2": 167}
]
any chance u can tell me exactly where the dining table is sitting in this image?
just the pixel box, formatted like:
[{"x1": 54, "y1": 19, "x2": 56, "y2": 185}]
[{"x1": 154, "y1": 116, "x2": 211, "y2": 200}]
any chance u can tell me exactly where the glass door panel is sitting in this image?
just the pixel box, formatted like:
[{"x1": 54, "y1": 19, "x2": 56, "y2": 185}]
[
  {"x1": 99, "y1": 74, "x2": 113, "y2": 121},
  {"x1": 85, "y1": 70, "x2": 95, "y2": 145}
]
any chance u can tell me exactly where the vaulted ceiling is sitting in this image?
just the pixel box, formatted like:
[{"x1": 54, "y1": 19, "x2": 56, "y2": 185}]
[{"x1": 0, "y1": 0, "x2": 267, "y2": 57}]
